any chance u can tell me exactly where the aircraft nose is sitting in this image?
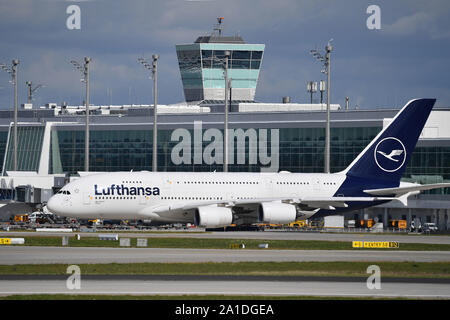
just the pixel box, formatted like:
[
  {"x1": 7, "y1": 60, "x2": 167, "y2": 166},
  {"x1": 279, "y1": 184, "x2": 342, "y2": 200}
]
[{"x1": 47, "y1": 195, "x2": 61, "y2": 215}]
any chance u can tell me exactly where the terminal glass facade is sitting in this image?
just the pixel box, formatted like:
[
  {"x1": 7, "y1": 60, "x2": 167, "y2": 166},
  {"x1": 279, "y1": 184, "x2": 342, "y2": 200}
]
[
  {"x1": 45, "y1": 126, "x2": 450, "y2": 194},
  {"x1": 0, "y1": 131, "x2": 8, "y2": 173},
  {"x1": 0, "y1": 123, "x2": 447, "y2": 194},
  {"x1": 3, "y1": 126, "x2": 44, "y2": 173}
]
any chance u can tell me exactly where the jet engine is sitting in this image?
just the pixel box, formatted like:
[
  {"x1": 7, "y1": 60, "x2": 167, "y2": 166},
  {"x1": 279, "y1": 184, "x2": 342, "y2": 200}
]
[
  {"x1": 194, "y1": 206, "x2": 233, "y2": 228},
  {"x1": 258, "y1": 202, "x2": 297, "y2": 224}
]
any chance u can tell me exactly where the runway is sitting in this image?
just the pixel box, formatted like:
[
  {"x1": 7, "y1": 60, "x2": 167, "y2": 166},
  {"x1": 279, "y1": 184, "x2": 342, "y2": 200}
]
[
  {"x1": 1, "y1": 231, "x2": 449, "y2": 244},
  {"x1": 0, "y1": 275, "x2": 449, "y2": 298},
  {"x1": 1, "y1": 246, "x2": 449, "y2": 265},
  {"x1": 1, "y1": 233, "x2": 449, "y2": 299}
]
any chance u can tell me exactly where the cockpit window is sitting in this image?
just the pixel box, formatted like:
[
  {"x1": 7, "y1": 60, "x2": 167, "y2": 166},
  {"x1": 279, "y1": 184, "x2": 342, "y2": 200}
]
[{"x1": 57, "y1": 190, "x2": 71, "y2": 195}]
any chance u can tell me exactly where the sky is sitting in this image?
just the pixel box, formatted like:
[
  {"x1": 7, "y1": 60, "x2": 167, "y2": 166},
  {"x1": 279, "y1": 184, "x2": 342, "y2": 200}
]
[{"x1": 0, "y1": 0, "x2": 449, "y2": 109}]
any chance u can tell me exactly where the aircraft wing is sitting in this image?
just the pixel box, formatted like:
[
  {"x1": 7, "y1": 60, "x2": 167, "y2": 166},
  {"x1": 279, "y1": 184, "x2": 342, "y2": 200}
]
[
  {"x1": 147, "y1": 183, "x2": 450, "y2": 216},
  {"x1": 297, "y1": 196, "x2": 395, "y2": 210},
  {"x1": 150, "y1": 196, "x2": 396, "y2": 213},
  {"x1": 138, "y1": 195, "x2": 402, "y2": 225},
  {"x1": 364, "y1": 183, "x2": 450, "y2": 197},
  {"x1": 151, "y1": 198, "x2": 289, "y2": 213}
]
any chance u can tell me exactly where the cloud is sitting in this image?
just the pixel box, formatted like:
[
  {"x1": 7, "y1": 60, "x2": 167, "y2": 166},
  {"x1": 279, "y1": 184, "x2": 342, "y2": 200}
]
[
  {"x1": 383, "y1": 3, "x2": 450, "y2": 39},
  {"x1": 0, "y1": 0, "x2": 449, "y2": 108}
]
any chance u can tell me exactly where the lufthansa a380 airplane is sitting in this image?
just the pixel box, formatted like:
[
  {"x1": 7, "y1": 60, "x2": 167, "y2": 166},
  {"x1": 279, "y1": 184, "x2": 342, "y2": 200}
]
[{"x1": 47, "y1": 99, "x2": 450, "y2": 228}]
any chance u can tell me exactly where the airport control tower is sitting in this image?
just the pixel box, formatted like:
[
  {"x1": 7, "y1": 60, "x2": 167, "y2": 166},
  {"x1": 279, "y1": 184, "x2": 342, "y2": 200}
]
[{"x1": 176, "y1": 18, "x2": 265, "y2": 103}]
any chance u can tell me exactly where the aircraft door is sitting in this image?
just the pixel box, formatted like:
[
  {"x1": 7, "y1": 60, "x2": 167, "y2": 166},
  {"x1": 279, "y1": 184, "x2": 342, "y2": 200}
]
[
  {"x1": 313, "y1": 178, "x2": 321, "y2": 192},
  {"x1": 159, "y1": 178, "x2": 172, "y2": 202},
  {"x1": 83, "y1": 192, "x2": 92, "y2": 205},
  {"x1": 139, "y1": 194, "x2": 147, "y2": 205},
  {"x1": 226, "y1": 192, "x2": 235, "y2": 201},
  {"x1": 263, "y1": 177, "x2": 274, "y2": 198}
]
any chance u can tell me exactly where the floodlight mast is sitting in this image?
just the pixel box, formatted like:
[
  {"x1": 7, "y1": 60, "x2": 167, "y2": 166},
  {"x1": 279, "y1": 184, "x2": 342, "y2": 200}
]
[
  {"x1": 152, "y1": 54, "x2": 159, "y2": 172},
  {"x1": 310, "y1": 40, "x2": 333, "y2": 173},
  {"x1": 26, "y1": 81, "x2": 43, "y2": 104},
  {"x1": 84, "y1": 57, "x2": 90, "y2": 172},
  {"x1": 138, "y1": 55, "x2": 159, "y2": 172},
  {"x1": 70, "y1": 57, "x2": 91, "y2": 172},
  {"x1": 325, "y1": 41, "x2": 332, "y2": 174},
  {"x1": 223, "y1": 50, "x2": 230, "y2": 172},
  {"x1": 0, "y1": 60, "x2": 19, "y2": 171},
  {"x1": 205, "y1": 49, "x2": 231, "y2": 172},
  {"x1": 12, "y1": 60, "x2": 19, "y2": 172}
]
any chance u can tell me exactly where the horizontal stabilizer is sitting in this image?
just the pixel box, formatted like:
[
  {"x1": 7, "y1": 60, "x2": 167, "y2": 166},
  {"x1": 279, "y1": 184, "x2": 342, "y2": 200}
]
[{"x1": 364, "y1": 183, "x2": 450, "y2": 197}]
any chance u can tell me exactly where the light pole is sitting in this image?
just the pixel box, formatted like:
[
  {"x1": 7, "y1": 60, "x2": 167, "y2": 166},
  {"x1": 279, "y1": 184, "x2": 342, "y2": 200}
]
[
  {"x1": 223, "y1": 51, "x2": 230, "y2": 172},
  {"x1": 1, "y1": 60, "x2": 19, "y2": 171},
  {"x1": 310, "y1": 40, "x2": 333, "y2": 173},
  {"x1": 26, "y1": 81, "x2": 43, "y2": 104},
  {"x1": 181, "y1": 51, "x2": 230, "y2": 171},
  {"x1": 138, "y1": 54, "x2": 159, "y2": 172},
  {"x1": 206, "y1": 51, "x2": 231, "y2": 172},
  {"x1": 13, "y1": 60, "x2": 18, "y2": 172},
  {"x1": 70, "y1": 57, "x2": 91, "y2": 172}
]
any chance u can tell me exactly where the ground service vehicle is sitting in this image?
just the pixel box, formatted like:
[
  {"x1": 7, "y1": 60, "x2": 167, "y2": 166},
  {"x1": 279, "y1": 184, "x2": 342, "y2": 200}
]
[
  {"x1": 288, "y1": 220, "x2": 307, "y2": 228},
  {"x1": 389, "y1": 219, "x2": 407, "y2": 230},
  {"x1": 13, "y1": 214, "x2": 29, "y2": 223},
  {"x1": 423, "y1": 222, "x2": 438, "y2": 232},
  {"x1": 358, "y1": 219, "x2": 375, "y2": 228}
]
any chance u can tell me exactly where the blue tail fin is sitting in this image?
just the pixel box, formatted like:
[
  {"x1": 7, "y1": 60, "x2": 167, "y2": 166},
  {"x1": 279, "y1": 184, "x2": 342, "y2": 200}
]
[{"x1": 342, "y1": 98, "x2": 436, "y2": 185}]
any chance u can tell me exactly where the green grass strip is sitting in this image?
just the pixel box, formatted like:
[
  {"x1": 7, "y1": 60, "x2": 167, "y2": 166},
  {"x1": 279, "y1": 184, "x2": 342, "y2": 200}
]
[
  {"x1": 0, "y1": 261, "x2": 449, "y2": 278},
  {"x1": 4, "y1": 236, "x2": 450, "y2": 251}
]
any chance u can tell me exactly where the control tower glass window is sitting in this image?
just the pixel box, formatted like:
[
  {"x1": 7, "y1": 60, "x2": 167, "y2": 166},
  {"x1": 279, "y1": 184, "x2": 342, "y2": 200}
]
[
  {"x1": 201, "y1": 50, "x2": 213, "y2": 68},
  {"x1": 250, "y1": 51, "x2": 263, "y2": 70},
  {"x1": 231, "y1": 50, "x2": 250, "y2": 69},
  {"x1": 202, "y1": 59, "x2": 212, "y2": 68},
  {"x1": 213, "y1": 50, "x2": 227, "y2": 58},
  {"x1": 201, "y1": 50, "x2": 212, "y2": 58},
  {"x1": 232, "y1": 50, "x2": 251, "y2": 59},
  {"x1": 177, "y1": 50, "x2": 201, "y2": 69},
  {"x1": 251, "y1": 51, "x2": 263, "y2": 60},
  {"x1": 251, "y1": 60, "x2": 261, "y2": 69},
  {"x1": 232, "y1": 60, "x2": 250, "y2": 69},
  {"x1": 177, "y1": 50, "x2": 202, "y2": 88}
]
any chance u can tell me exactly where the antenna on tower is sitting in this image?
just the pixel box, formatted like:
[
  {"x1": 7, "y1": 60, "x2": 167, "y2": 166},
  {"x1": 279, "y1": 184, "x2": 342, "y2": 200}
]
[{"x1": 213, "y1": 17, "x2": 224, "y2": 36}]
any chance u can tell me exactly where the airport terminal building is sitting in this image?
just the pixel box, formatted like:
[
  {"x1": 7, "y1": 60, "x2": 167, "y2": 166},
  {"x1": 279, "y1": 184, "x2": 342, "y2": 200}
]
[{"x1": 0, "y1": 26, "x2": 449, "y2": 229}]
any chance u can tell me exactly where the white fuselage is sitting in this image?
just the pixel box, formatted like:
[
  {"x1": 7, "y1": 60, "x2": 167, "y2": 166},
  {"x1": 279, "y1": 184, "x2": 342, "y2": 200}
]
[{"x1": 47, "y1": 171, "x2": 346, "y2": 222}]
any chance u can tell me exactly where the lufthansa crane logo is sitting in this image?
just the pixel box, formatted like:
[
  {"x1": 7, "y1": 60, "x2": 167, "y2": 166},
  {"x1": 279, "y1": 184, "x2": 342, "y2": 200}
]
[{"x1": 374, "y1": 137, "x2": 406, "y2": 172}]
